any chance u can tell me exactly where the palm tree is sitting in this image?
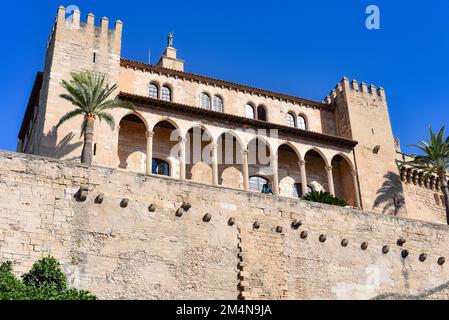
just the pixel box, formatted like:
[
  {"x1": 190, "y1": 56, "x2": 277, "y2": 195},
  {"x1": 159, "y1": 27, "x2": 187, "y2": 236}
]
[
  {"x1": 401, "y1": 127, "x2": 449, "y2": 224},
  {"x1": 56, "y1": 71, "x2": 135, "y2": 165}
]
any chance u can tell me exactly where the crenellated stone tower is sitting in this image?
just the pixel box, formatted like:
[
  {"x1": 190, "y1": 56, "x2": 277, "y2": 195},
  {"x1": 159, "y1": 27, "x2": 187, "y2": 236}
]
[
  {"x1": 28, "y1": 6, "x2": 123, "y2": 160},
  {"x1": 326, "y1": 78, "x2": 406, "y2": 215}
]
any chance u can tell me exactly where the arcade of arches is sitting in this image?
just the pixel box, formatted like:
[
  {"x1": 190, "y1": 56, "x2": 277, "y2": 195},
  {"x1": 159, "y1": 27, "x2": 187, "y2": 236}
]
[{"x1": 116, "y1": 114, "x2": 361, "y2": 207}]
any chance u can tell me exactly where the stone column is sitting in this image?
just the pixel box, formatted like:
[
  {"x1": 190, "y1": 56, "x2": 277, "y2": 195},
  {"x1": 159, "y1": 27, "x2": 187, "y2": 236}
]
[
  {"x1": 179, "y1": 137, "x2": 186, "y2": 180},
  {"x1": 211, "y1": 142, "x2": 219, "y2": 186},
  {"x1": 146, "y1": 131, "x2": 154, "y2": 175},
  {"x1": 242, "y1": 150, "x2": 249, "y2": 191},
  {"x1": 326, "y1": 165, "x2": 335, "y2": 196},
  {"x1": 271, "y1": 155, "x2": 279, "y2": 195},
  {"x1": 113, "y1": 125, "x2": 121, "y2": 168},
  {"x1": 352, "y1": 170, "x2": 361, "y2": 209},
  {"x1": 299, "y1": 160, "x2": 307, "y2": 196}
]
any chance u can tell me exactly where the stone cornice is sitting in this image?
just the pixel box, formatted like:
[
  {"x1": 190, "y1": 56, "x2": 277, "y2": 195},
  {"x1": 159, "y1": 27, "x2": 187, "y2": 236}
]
[{"x1": 118, "y1": 92, "x2": 358, "y2": 150}]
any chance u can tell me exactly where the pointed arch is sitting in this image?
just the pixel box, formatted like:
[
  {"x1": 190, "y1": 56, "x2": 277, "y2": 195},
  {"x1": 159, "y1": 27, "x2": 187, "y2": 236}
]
[
  {"x1": 150, "y1": 117, "x2": 182, "y2": 137},
  {"x1": 216, "y1": 130, "x2": 245, "y2": 189},
  {"x1": 304, "y1": 147, "x2": 329, "y2": 192},
  {"x1": 331, "y1": 153, "x2": 355, "y2": 171},
  {"x1": 304, "y1": 147, "x2": 330, "y2": 166},
  {"x1": 331, "y1": 153, "x2": 357, "y2": 206},
  {"x1": 119, "y1": 112, "x2": 149, "y2": 131},
  {"x1": 184, "y1": 123, "x2": 214, "y2": 142},
  {"x1": 276, "y1": 142, "x2": 302, "y2": 161},
  {"x1": 118, "y1": 113, "x2": 149, "y2": 173},
  {"x1": 245, "y1": 136, "x2": 275, "y2": 157},
  {"x1": 277, "y1": 142, "x2": 302, "y2": 198}
]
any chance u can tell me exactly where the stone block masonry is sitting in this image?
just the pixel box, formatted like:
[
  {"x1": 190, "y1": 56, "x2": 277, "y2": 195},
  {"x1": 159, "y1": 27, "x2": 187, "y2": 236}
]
[{"x1": 0, "y1": 150, "x2": 449, "y2": 300}]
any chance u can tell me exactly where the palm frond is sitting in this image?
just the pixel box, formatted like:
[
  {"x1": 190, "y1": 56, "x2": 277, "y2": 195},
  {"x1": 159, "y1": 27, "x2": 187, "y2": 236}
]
[
  {"x1": 97, "y1": 99, "x2": 135, "y2": 112},
  {"x1": 55, "y1": 109, "x2": 84, "y2": 129},
  {"x1": 400, "y1": 126, "x2": 449, "y2": 179},
  {"x1": 97, "y1": 112, "x2": 116, "y2": 131},
  {"x1": 59, "y1": 71, "x2": 135, "y2": 134}
]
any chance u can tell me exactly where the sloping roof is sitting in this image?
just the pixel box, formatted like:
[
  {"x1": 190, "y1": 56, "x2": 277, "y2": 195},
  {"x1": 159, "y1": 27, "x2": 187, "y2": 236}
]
[
  {"x1": 120, "y1": 58, "x2": 331, "y2": 110},
  {"x1": 118, "y1": 92, "x2": 358, "y2": 149}
]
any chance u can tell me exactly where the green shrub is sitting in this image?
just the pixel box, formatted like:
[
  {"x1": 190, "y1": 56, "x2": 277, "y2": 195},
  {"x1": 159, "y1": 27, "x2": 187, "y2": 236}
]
[
  {"x1": 0, "y1": 256, "x2": 96, "y2": 300},
  {"x1": 303, "y1": 190, "x2": 348, "y2": 207}
]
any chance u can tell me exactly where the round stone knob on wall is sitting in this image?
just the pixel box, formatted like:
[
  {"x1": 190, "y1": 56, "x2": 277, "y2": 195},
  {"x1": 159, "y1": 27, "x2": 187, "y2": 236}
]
[
  {"x1": 438, "y1": 257, "x2": 446, "y2": 266},
  {"x1": 228, "y1": 217, "x2": 236, "y2": 226},
  {"x1": 361, "y1": 242, "x2": 368, "y2": 250},
  {"x1": 181, "y1": 202, "x2": 192, "y2": 211},
  {"x1": 291, "y1": 220, "x2": 302, "y2": 230},
  {"x1": 300, "y1": 231, "x2": 308, "y2": 239},
  {"x1": 95, "y1": 194, "x2": 104, "y2": 204},
  {"x1": 276, "y1": 226, "x2": 283, "y2": 233},
  {"x1": 292, "y1": 220, "x2": 302, "y2": 230},
  {"x1": 203, "y1": 213, "x2": 212, "y2": 223},
  {"x1": 397, "y1": 238, "x2": 406, "y2": 246},
  {"x1": 419, "y1": 253, "x2": 427, "y2": 262},
  {"x1": 120, "y1": 198, "x2": 129, "y2": 208},
  {"x1": 175, "y1": 208, "x2": 184, "y2": 217},
  {"x1": 382, "y1": 245, "x2": 390, "y2": 254},
  {"x1": 341, "y1": 239, "x2": 349, "y2": 247},
  {"x1": 148, "y1": 204, "x2": 156, "y2": 212},
  {"x1": 401, "y1": 250, "x2": 409, "y2": 259},
  {"x1": 253, "y1": 221, "x2": 261, "y2": 230},
  {"x1": 319, "y1": 235, "x2": 327, "y2": 243}
]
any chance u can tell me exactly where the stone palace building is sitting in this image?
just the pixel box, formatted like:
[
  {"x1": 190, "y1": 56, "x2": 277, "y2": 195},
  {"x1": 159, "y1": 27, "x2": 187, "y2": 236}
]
[
  {"x1": 18, "y1": 7, "x2": 445, "y2": 224},
  {"x1": 2, "y1": 5, "x2": 448, "y2": 300}
]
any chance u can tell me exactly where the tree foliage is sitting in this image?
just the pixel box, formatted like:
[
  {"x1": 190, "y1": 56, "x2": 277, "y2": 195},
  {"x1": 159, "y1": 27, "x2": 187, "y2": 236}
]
[
  {"x1": 303, "y1": 190, "x2": 348, "y2": 207},
  {"x1": 0, "y1": 256, "x2": 96, "y2": 300}
]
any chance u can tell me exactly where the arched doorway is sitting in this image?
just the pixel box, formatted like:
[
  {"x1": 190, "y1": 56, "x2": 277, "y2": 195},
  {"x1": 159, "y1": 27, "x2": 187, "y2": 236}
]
[
  {"x1": 152, "y1": 120, "x2": 180, "y2": 177},
  {"x1": 186, "y1": 126, "x2": 213, "y2": 184},
  {"x1": 247, "y1": 138, "x2": 272, "y2": 192},
  {"x1": 277, "y1": 144, "x2": 301, "y2": 198},
  {"x1": 304, "y1": 149, "x2": 328, "y2": 192},
  {"x1": 332, "y1": 155, "x2": 356, "y2": 206},
  {"x1": 118, "y1": 114, "x2": 148, "y2": 173},
  {"x1": 217, "y1": 132, "x2": 244, "y2": 189}
]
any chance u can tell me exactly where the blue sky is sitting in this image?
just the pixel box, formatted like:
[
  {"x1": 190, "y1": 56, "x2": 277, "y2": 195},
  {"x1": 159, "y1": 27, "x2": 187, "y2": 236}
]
[{"x1": 1, "y1": 1, "x2": 448, "y2": 154}]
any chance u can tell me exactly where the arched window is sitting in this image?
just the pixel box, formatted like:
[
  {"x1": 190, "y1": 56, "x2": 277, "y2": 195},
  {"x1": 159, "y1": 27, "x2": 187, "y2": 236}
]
[
  {"x1": 149, "y1": 83, "x2": 159, "y2": 99},
  {"x1": 293, "y1": 183, "x2": 313, "y2": 198},
  {"x1": 245, "y1": 104, "x2": 255, "y2": 119},
  {"x1": 152, "y1": 159, "x2": 170, "y2": 176},
  {"x1": 298, "y1": 115, "x2": 307, "y2": 130},
  {"x1": 213, "y1": 95, "x2": 224, "y2": 112},
  {"x1": 287, "y1": 113, "x2": 296, "y2": 128},
  {"x1": 249, "y1": 176, "x2": 269, "y2": 192},
  {"x1": 161, "y1": 86, "x2": 172, "y2": 101},
  {"x1": 257, "y1": 105, "x2": 267, "y2": 121},
  {"x1": 201, "y1": 93, "x2": 211, "y2": 109}
]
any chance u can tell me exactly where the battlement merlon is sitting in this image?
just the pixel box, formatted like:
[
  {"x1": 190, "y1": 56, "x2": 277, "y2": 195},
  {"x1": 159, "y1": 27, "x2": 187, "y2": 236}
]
[
  {"x1": 324, "y1": 77, "x2": 386, "y2": 104},
  {"x1": 50, "y1": 6, "x2": 122, "y2": 49}
]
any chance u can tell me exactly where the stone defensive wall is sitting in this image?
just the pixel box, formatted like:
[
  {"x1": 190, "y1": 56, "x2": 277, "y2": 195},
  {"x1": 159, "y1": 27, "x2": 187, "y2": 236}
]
[{"x1": 0, "y1": 150, "x2": 448, "y2": 300}]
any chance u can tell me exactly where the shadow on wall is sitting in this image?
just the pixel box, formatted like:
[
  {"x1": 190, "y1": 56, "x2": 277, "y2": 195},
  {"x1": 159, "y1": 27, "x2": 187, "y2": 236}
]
[
  {"x1": 44, "y1": 128, "x2": 83, "y2": 161},
  {"x1": 371, "y1": 280, "x2": 449, "y2": 300},
  {"x1": 373, "y1": 171, "x2": 406, "y2": 216}
]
